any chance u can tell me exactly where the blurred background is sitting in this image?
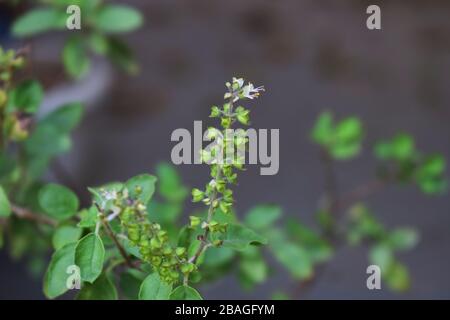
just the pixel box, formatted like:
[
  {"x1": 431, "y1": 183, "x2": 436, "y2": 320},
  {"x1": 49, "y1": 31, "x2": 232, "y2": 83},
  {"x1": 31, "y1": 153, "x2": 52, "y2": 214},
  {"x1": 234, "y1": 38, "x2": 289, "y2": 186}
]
[{"x1": 0, "y1": 0, "x2": 449, "y2": 299}]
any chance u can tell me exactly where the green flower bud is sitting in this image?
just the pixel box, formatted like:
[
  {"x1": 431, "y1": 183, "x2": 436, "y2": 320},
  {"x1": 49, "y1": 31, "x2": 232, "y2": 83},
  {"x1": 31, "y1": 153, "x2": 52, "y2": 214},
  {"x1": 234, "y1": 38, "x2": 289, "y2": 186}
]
[
  {"x1": 237, "y1": 112, "x2": 250, "y2": 125},
  {"x1": 212, "y1": 239, "x2": 223, "y2": 247},
  {"x1": 221, "y1": 117, "x2": 231, "y2": 129},
  {"x1": 191, "y1": 188, "x2": 204, "y2": 202},
  {"x1": 216, "y1": 180, "x2": 226, "y2": 193},
  {"x1": 150, "y1": 237, "x2": 162, "y2": 249},
  {"x1": 128, "y1": 230, "x2": 140, "y2": 242},
  {"x1": 181, "y1": 263, "x2": 195, "y2": 274},
  {"x1": 151, "y1": 256, "x2": 162, "y2": 266},
  {"x1": 170, "y1": 270, "x2": 179, "y2": 280},
  {"x1": 189, "y1": 216, "x2": 201, "y2": 228},
  {"x1": 134, "y1": 185, "x2": 143, "y2": 195},
  {"x1": 210, "y1": 106, "x2": 220, "y2": 117},
  {"x1": 0, "y1": 90, "x2": 6, "y2": 107},
  {"x1": 175, "y1": 247, "x2": 187, "y2": 257},
  {"x1": 162, "y1": 246, "x2": 173, "y2": 256},
  {"x1": 219, "y1": 200, "x2": 232, "y2": 214}
]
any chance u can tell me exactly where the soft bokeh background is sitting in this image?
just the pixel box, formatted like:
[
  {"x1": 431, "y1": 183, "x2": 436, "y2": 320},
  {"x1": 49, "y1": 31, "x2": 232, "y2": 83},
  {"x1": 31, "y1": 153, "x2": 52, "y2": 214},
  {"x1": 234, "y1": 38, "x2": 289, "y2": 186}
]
[{"x1": 0, "y1": 0, "x2": 449, "y2": 299}]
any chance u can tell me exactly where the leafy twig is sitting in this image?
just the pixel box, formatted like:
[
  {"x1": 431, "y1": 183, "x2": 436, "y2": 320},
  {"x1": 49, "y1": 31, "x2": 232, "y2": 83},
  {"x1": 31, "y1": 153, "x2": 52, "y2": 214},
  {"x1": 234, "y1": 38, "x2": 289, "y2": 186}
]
[{"x1": 99, "y1": 214, "x2": 141, "y2": 271}]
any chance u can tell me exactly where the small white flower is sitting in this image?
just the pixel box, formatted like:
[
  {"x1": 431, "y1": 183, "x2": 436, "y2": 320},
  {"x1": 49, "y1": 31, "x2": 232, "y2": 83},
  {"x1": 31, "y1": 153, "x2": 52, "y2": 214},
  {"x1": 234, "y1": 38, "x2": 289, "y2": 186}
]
[
  {"x1": 242, "y1": 83, "x2": 265, "y2": 100},
  {"x1": 232, "y1": 77, "x2": 244, "y2": 88},
  {"x1": 102, "y1": 190, "x2": 117, "y2": 201}
]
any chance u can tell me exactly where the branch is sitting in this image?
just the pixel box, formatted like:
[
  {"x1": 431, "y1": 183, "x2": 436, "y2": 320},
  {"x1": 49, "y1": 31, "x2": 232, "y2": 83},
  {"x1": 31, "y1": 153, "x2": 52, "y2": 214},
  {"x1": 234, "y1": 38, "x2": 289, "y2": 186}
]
[
  {"x1": 100, "y1": 217, "x2": 141, "y2": 271},
  {"x1": 333, "y1": 178, "x2": 388, "y2": 212},
  {"x1": 10, "y1": 204, "x2": 57, "y2": 226}
]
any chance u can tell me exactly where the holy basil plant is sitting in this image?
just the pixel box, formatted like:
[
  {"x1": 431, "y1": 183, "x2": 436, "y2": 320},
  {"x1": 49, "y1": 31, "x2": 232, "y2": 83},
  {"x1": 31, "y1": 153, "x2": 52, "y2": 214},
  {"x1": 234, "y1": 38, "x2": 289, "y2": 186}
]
[
  {"x1": 0, "y1": 62, "x2": 269, "y2": 300},
  {"x1": 0, "y1": 46, "x2": 447, "y2": 300}
]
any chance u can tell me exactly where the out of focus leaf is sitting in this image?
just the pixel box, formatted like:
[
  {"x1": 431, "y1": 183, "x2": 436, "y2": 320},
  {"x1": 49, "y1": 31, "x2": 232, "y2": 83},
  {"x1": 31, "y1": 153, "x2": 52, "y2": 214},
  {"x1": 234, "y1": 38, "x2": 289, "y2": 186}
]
[
  {"x1": 244, "y1": 205, "x2": 282, "y2": 230},
  {"x1": 0, "y1": 185, "x2": 11, "y2": 217},
  {"x1": 77, "y1": 273, "x2": 118, "y2": 300}
]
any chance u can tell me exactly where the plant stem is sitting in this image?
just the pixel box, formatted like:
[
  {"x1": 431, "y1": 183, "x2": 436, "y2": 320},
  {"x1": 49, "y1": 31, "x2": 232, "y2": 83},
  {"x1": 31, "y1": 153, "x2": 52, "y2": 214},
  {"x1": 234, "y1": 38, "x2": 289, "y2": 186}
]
[
  {"x1": 100, "y1": 217, "x2": 140, "y2": 270},
  {"x1": 10, "y1": 204, "x2": 57, "y2": 226},
  {"x1": 333, "y1": 178, "x2": 388, "y2": 211}
]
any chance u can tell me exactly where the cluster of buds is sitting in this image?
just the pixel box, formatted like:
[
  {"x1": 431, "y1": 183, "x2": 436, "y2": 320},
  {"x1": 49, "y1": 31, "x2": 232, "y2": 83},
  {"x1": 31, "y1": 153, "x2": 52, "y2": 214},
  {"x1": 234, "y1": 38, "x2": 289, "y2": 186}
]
[
  {"x1": 0, "y1": 47, "x2": 25, "y2": 85},
  {"x1": 97, "y1": 187, "x2": 191, "y2": 284},
  {"x1": 190, "y1": 77, "x2": 264, "y2": 250},
  {"x1": 0, "y1": 47, "x2": 30, "y2": 144}
]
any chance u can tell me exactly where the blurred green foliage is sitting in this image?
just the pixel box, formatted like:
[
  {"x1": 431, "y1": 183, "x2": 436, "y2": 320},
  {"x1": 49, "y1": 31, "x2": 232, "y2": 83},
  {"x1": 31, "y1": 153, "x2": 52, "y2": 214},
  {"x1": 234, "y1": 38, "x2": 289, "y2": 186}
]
[{"x1": 11, "y1": 0, "x2": 143, "y2": 78}]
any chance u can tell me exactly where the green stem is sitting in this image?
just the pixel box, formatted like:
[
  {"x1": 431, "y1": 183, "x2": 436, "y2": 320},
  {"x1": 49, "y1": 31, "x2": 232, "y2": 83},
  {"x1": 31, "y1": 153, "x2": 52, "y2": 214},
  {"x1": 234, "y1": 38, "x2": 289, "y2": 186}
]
[{"x1": 184, "y1": 88, "x2": 236, "y2": 284}]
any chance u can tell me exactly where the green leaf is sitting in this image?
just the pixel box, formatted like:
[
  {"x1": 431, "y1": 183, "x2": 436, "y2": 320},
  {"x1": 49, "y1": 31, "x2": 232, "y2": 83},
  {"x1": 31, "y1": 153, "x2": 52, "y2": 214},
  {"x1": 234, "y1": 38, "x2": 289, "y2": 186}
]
[
  {"x1": 12, "y1": 8, "x2": 66, "y2": 37},
  {"x1": 271, "y1": 239, "x2": 312, "y2": 279},
  {"x1": 169, "y1": 285, "x2": 202, "y2": 300},
  {"x1": 0, "y1": 185, "x2": 11, "y2": 217},
  {"x1": 415, "y1": 154, "x2": 447, "y2": 194},
  {"x1": 77, "y1": 207, "x2": 99, "y2": 228},
  {"x1": 419, "y1": 154, "x2": 445, "y2": 176},
  {"x1": 244, "y1": 205, "x2": 281, "y2": 230},
  {"x1": 52, "y1": 225, "x2": 82, "y2": 250},
  {"x1": 139, "y1": 273, "x2": 172, "y2": 300},
  {"x1": 369, "y1": 244, "x2": 393, "y2": 271},
  {"x1": 120, "y1": 269, "x2": 146, "y2": 300},
  {"x1": 202, "y1": 247, "x2": 235, "y2": 268},
  {"x1": 39, "y1": 184, "x2": 79, "y2": 220},
  {"x1": 105, "y1": 37, "x2": 138, "y2": 74},
  {"x1": 220, "y1": 224, "x2": 267, "y2": 251},
  {"x1": 347, "y1": 204, "x2": 385, "y2": 243},
  {"x1": 330, "y1": 142, "x2": 361, "y2": 160},
  {"x1": 25, "y1": 125, "x2": 71, "y2": 157},
  {"x1": 311, "y1": 113, "x2": 363, "y2": 160},
  {"x1": 95, "y1": 5, "x2": 143, "y2": 33},
  {"x1": 63, "y1": 36, "x2": 90, "y2": 79},
  {"x1": 376, "y1": 133, "x2": 415, "y2": 161},
  {"x1": 286, "y1": 218, "x2": 322, "y2": 246},
  {"x1": 311, "y1": 112, "x2": 333, "y2": 145},
  {"x1": 156, "y1": 163, "x2": 188, "y2": 202},
  {"x1": 89, "y1": 33, "x2": 109, "y2": 55},
  {"x1": 286, "y1": 218, "x2": 332, "y2": 263},
  {"x1": 125, "y1": 174, "x2": 157, "y2": 204},
  {"x1": 43, "y1": 243, "x2": 76, "y2": 299},
  {"x1": 40, "y1": 102, "x2": 84, "y2": 133},
  {"x1": 335, "y1": 117, "x2": 362, "y2": 142},
  {"x1": 417, "y1": 177, "x2": 447, "y2": 194},
  {"x1": 147, "y1": 201, "x2": 182, "y2": 226},
  {"x1": 387, "y1": 228, "x2": 418, "y2": 251},
  {"x1": 76, "y1": 273, "x2": 118, "y2": 300},
  {"x1": 239, "y1": 255, "x2": 268, "y2": 286},
  {"x1": 75, "y1": 233, "x2": 105, "y2": 283},
  {"x1": 7, "y1": 80, "x2": 43, "y2": 113},
  {"x1": 384, "y1": 261, "x2": 410, "y2": 292},
  {"x1": 119, "y1": 237, "x2": 143, "y2": 260},
  {"x1": 391, "y1": 134, "x2": 415, "y2": 160}
]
